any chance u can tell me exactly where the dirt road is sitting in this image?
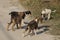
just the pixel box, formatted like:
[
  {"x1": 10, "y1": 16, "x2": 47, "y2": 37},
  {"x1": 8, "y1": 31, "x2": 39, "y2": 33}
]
[{"x1": 0, "y1": 0, "x2": 55, "y2": 40}]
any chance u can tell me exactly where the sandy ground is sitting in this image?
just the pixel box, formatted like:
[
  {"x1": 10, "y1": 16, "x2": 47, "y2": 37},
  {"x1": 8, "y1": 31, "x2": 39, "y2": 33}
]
[{"x1": 0, "y1": 0, "x2": 55, "y2": 40}]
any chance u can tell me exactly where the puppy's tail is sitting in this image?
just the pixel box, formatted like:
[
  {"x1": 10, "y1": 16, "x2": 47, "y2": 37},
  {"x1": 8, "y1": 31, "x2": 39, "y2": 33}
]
[
  {"x1": 9, "y1": 13, "x2": 11, "y2": 15},
  {"x1": 9, "y1": 11, "x2": 17, "y2": 15}
]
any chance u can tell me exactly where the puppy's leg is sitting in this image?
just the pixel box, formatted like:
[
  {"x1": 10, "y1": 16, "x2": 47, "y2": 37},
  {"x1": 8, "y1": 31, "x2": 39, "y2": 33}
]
[
  {"x1": 31, "y1": 30, "x2": 35, "y2": 36},
  {"x1": 27, "y1": 28, "x2": 31, "y2": 37},
  {"x1": 48, "y1": 13, "x2": 51, "y2": 20},
  {"x1": 34, "y1": 29, "x2": 37, "y2": 35},
  {"x1": 19, "y1": 19, "x2": 22, "y2": 29},
  {"x1": 7, "y1": 21, "x2": 12, "y2": 31},
  {"x1": 16, "y1": 23, "x2": 19, "y2": 29},
  {"x1": 23, "y1": 28, "x2": 28, "y2": 37},
  {"x1": 27, "y1": 28, "x2": 31, "y2": 35},
  {"x1": 23, "y1": 27, "x2": 31, "y2": 37},
  {"x1": 11, "y1": 23, "x2": 15, "y2": 31},
  {"x1": 11, "y1": 20, "x2": 15, "y2": 31},
  {"x1": 19, "y1": 23, "x2": 21, "y2": 29},
  {"x1": 19, "y1": 20, "x2": 22, "y2": 29},
  {"x1": 23, "y1": 28, "x2": 28, "y2": 33}
]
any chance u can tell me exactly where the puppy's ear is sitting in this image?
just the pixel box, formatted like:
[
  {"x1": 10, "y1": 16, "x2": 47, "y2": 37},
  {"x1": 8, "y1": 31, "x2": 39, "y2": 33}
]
[
  {"x1": 28, "y1": 11, "x2": 31, "y2": 15},
  {"x1": 25, "y1": 11, "x2": 31, "y2": 15}
]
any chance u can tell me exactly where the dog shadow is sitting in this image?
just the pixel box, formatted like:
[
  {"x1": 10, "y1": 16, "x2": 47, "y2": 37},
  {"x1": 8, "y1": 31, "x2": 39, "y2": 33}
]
[
  {"x1": 21, "y1": 25, "x2": 27, "y2": 29},
  {"x1": 36, "y1": 25, "x2": 50, "y2": 35}
]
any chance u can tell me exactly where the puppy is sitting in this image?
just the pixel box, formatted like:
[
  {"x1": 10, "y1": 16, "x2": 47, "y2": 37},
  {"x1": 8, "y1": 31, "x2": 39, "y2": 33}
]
[{"x1": 23, "y1": 17, "x2": 41, "y2": 37}]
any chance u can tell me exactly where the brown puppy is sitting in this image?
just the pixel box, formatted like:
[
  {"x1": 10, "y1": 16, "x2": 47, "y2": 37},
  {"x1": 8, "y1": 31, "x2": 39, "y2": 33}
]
[
  {"x1": 7, "y1": 11, "x2": 31, "y2": 31},
  {"x1": 23, "y1": 17, "x2": 42, "y2": 37}
]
